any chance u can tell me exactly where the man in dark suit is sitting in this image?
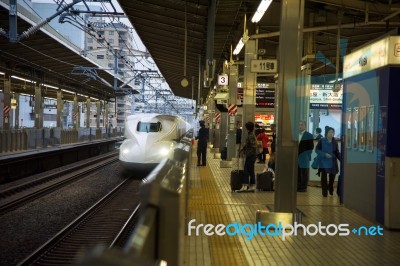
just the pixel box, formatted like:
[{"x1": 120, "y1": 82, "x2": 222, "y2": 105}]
[
  {"x1": 196, "y1": 120, "x2": 209, "y2": 166},
  {"x1": 297, "y1": 120, "x2": 314, "y2": 192}
]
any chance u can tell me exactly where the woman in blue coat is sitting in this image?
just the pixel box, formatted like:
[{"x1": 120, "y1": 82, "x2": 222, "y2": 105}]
[{"x1": 315, "y1": 127, "x2": 341, "y2": 197}]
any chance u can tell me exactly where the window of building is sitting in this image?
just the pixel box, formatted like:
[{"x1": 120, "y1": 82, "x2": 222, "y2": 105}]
[
  {"x1": 109, "y1": 30, "x2": 114, "y2": 35},
  {"x1": 108, "y1": 39, "x2": 114, "y2": 44},
  {"x1": 97, "y1": 55, "x2": 105, "y2": 59}
]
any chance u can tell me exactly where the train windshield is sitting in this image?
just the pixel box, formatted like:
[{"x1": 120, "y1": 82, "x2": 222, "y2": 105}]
[{"x1": 137, "y1": 122, "x2": 162, "y2": 132}]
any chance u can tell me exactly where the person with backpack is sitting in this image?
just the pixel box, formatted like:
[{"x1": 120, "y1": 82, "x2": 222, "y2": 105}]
[{"x1": 256, "y1": 128, "x2": 269, "y2": 163}]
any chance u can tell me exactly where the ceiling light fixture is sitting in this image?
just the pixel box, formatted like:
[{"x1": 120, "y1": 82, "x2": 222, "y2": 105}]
[
  {"x1": 251, "y1": 0, "x2": 273, "y2": 23},
  {"x1": 11, "y1": 75, "x2": 36, "y2": 83},
  {"x1": 233, "y1": 14, "x2": 249, "y2": 55},
  {"x1": 233, "y1": 38, "x2": 245, "y2": 55}
]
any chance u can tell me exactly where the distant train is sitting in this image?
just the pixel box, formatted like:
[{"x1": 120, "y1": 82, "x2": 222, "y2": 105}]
[{"x1": 119, "y1": 113, "x2": 191, "y2": 173}]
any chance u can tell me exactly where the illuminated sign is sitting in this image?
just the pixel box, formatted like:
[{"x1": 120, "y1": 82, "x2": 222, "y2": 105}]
[
  {"x1": 310, "y1": 84, "x2": 342, "y2": 109},
  {"x1": 344, "y1": 36, "x2": 400, "y2": 78}
]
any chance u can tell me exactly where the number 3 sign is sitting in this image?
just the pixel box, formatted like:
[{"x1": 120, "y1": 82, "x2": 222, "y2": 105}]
[{"x1": 218, "y1": 74, "x2": 228, "y2": 85}]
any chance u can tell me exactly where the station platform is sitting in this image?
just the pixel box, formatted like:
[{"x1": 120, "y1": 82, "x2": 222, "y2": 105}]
[{"x1": 183, "y1": 148, "x2": 400, "y2": 265}]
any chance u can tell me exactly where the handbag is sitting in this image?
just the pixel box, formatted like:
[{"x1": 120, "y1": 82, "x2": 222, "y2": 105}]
[{"x1": 311, "y1": 156, "x2": 320, "y2": 169}]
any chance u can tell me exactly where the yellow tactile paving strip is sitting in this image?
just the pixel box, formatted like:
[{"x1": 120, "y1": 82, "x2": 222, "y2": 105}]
[
  {"x1": 185, "y1": 163, "x2": 248, "y2": 266},
  {"x1": 184, "y1": 148, "x2": 400, "y2": 266}
]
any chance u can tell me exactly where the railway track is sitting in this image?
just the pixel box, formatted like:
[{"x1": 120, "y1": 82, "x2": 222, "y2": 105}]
[
  {"x1": 0, "y1": 152, "x2": 118, "y2": 215},
  {"x1": 18, "y1": 178, "x2": 141, "y2": 266}
]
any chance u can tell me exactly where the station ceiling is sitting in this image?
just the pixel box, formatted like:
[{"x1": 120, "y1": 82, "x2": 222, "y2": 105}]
[
  {"x1": 118, "y1": 0, "x2": 400, "y2": 100},
  {"x1": 0, "y1": 1, "x2": 128, "y2": 102},
  {"x1": 1, "y1": 1, "x2": 400, "y2": 103}
]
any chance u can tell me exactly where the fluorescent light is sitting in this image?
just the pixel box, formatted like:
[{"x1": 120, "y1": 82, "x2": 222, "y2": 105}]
[
  {"x1": 11, "y1": 75, "x2": 36, "y2": 83},
  {"x1": 90, "y1": 97, "x2": 99, "y2": 101},
  {"x1": 233, "y1": 38, "x2": 245, "y2": 55},
  {"x1": 0, "y1": 71, "x2": 5, "y2": 75},
  {"x1": 41, "y1": 83, "x2": 59, "y2": 89},
  {"x1": 251, "y1": 0, "x2": 273, "y2": 23},
  {"x1": 328, "y1": 78, "x2": 342, "y2": 83},
  {"x1": 61, "y1": 89, "x2": 75, "y2": 94}
]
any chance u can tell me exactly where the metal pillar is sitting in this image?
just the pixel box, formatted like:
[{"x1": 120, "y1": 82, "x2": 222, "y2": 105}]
[
  {"x1": 105, "y1": 101, "x2": 109, "y2": 128},
  {"x1": 86, "y1": 98, "x2": 90, "y2": 128},
  {"x1": 14, "y1": 93, "x2": 19, "y2": 128},
  {"x1": 34, "y1": 86, "x2": 43, "y2": 128},
  {"x1": 96, "y1": 101, "x2": 101, "y2": 128},
  {"x1": 227, "y1": 64, "x2": 238, "y2": 160},
  {"x1": 207, "y1": 97, "x2": 213, "y2": 145},
  {"x1": 242, "y1": 39, "x2": 257, "y2": 138},
  {"x1": 3, "y1": 79, "x2": 11, "y2": 129},
  {"x1": 274, "y1": 0, "x2": 305, "y2": 213},
  {"x1": 73, "y1": 95, "x2": 79, "y2": 129},
  {"x1": 57, "y1": 91, "x2": 62, "y2": 127}
]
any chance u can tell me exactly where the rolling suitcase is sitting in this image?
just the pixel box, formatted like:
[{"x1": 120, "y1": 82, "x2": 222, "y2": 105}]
[
  {"x1": 230, "y1": 170, "x2": 244, "y2": 192},
  {"x1": 221, "y1": 147, "x2": 227, "y2": 160},
  {"x1": 256, "y1": 168, "x2": 274, "y2": 191},
  {"x1": 230, "y1": 155, "x2": 244, "y2": 192}
]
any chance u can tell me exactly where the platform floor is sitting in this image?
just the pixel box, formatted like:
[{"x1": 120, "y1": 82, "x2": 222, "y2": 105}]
[{"x1": 183, "y1": 148, "x2": 400, "y2": 266}]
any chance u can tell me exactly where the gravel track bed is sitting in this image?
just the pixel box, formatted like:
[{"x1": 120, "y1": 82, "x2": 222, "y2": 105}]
[{"x1": 0, "y1": 161, "x2": 129, "y2": 266}]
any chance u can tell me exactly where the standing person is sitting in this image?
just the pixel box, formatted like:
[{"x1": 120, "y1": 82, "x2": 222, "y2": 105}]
[
  {"x1": 315, "y1": 127, "x2": 340, "y2": 197},
  {"x1": 254, "y1": 124, "x2": 263, "y2": 162},
  {"x1": 297, "y1": 120, "x2": 314, "y2": 192},
  {"x1": 196, "y1": 120, "x2": 209, "y2": 166},
  {"x1": 270, "y1": 124, "x2": 276, "y2": 154},
  {"x1": 236, "y1": 123, "x2": 242, "y2": 157},
  {"x1": 315, "y1": 127, "x2": 323, "y2": 140},
  {"x1": 238, "y1": 121, "x2": 258, "y2": 191},
  {"x1": 256, "y1": 128, "x2": 269, "y2": 163}
]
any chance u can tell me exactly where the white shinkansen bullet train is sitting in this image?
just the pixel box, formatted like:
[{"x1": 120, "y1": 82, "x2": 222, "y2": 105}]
[{"x1": 119, "y1": 113, "x2": 191, "y2": 172}]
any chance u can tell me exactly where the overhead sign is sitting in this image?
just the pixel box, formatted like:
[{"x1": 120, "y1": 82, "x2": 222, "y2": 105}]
[
  {"x1": 218, "y1": 74, "x2": 228, "y2": 85},
  {"x1": 310, "y1": 84, "x2": 342, "y2": 109},
  {"x1": 344, "y1": 36, "x2": 400, "y2": 78},
  {"x1": 250, "y1": 59, "x2": 278, "y2": 73}
]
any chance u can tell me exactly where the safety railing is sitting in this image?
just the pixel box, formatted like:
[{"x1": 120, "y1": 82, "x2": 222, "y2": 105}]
[
  {"x1": 122, "y1": 137, "x2": 192, "y2": 265},
  {"x1": 0, "y1": 127, "x2": 124, "y2": 155}
]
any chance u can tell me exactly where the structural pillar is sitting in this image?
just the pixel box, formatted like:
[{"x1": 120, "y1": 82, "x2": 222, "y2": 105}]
[
  {"x1": 3, "y1": 79, "x2": 11, "y2": 130},
  {"x1": 34, "y1": 86, "x2": 43, "y2": 128},
  {"x1": 105, "y1": 101, "x2": 109, "y2": 128},
  {"x1": 56, "y1": 91, "x2": 62, "y2": 128},
  {"x1": 227, "y1": 64, "x2": 238, "y2": 160},
  {"x1": 86, "y1": 98, "x2": 90, "y2": 128},
  {"x1": 274, "y1": 0, "x2": 305, "y2": 213},
  {"x1": 73, "y1": 95, "x2": 79, "y2": 129},
  {"x1": 242, "y1": 39, "x2": 257, "y2": 139},
  {"x1": 14, "y1": 93, "x2": 20, "y2": 128},
  {"x1": 96, "y1": 101, "x2": 101, "y2": 128}
]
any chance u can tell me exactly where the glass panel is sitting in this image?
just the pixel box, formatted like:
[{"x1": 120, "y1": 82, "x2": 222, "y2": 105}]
[
  {"x1": 346, "y1": 108, "x2": 352, "y2": 149},
  {"x1": 367, "y1": 105, "x2": 374, "y2": 152},
  {"x1": 352, "y1": 107, "x2": 359, "y2": 150},
  {"x1": 359, "y1": 106, "x2": 366, "y2": 151}
]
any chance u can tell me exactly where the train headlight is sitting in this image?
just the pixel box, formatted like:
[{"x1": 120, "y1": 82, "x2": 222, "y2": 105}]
[
  {"x1": 160, "y1": 147, "x2": 170, "y2": 156},
  {"x1": 122, "y1": 148, "x2": 130, "y2": 155}
]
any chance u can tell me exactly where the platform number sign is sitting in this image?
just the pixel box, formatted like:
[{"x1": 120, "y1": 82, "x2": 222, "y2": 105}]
[
  {"x1": 251, "y1": 59, "x2": 278, "y2": 73},
  {"x1": 218, "y1": 74, "x2": 228, "y2": 85}
]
